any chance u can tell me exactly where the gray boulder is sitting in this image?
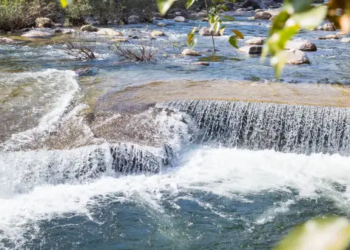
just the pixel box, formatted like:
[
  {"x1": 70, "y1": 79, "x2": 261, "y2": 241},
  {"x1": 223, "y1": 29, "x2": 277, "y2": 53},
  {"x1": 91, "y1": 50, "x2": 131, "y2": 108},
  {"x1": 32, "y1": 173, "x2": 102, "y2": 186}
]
[
  {"x1": 255, "y1": 11, "x2": 272, "y2": 20},
  {"x1": 245, "y1": 37, "x2": 265, "y2": 45},
  {"x1": 286, "y1": 49, "x2": 310, "y2": 65},
  {"x1": 35, "y1": 17, "x2": 53, "y2": 28},
  {"x1": 182, "y1": 49, "x2": 201, "y2": 56},
  {"x1": 81, "y1": 25, "x2": 98, "y2": 32},
  {"x1": 199, "y1": 27, "x2": 224, "y2": 36},
  {"x1": 239, "y1": 46, "x2": 263, "y2": 54},
  {"x1": 174, "y1": 16, "x2": 186, "y2": 22},
  {"x1": 285, "y1": 41, "x2": 317, "y2": 51}
]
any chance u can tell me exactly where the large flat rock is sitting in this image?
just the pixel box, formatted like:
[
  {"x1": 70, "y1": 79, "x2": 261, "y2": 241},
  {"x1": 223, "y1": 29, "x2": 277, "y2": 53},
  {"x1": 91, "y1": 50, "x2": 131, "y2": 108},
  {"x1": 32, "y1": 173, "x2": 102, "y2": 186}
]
[{"x1": 96, "y1": 80, "x2": 350, "y2": 113}]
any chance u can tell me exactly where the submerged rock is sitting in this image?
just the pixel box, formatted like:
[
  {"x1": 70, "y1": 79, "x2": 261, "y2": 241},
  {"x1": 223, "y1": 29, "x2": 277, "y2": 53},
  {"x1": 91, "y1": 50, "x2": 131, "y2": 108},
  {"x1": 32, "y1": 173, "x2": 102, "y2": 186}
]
[
  {"x1": 245, "y1": 37, "x2": 265, "y2": 45},
  {"x1": 150, "y1": 30, "x2": 165, "y2": 37},
  {"x1": 0, "y1": 37, "x2": 21, "y2": 44},
  {"x1": 96, "y1": 28, "x2": 123, "y2": 36},
  {"x1": 195, "y1": 62, "x2": 210, "y2": 66},
  {"x1": 199, "y1": 27, "x2": 224, "y2": 36},
  {"x1": 81, "y1": 25, "x2": 99, "y2": 32},
  {"x1": 182, "y1": 49, "x2": 201, "y2": 56},
  {"x1": 35, "y1": 17, "x2": 53, "y2": 28},
  {"x1": 157, "y1": 22, "x2": 167, "y2": 27},
  {"x1": 318, "y1": 35, "x2": 339, "y2": 40},
  {"x1": 174, "y1": 16, "x2": 186, "y2": 22},
  {"x1": 239, "y1": 46, "x2": 263, "y2": 54},
  {"x1": 285, "y1": 41, "x2": 317, "y2": 51},
  {"x1": 21, "y1": 30, "x2": 54, "y2": 38},
  {"x1": 286, "y1": 49, "x2": 310, "y2": 65}
]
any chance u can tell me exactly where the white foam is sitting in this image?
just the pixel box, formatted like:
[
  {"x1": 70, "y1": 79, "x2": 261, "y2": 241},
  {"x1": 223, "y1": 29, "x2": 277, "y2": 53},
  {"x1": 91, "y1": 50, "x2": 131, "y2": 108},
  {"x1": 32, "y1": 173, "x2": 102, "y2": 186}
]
[
  {"x1": 1, "y1": 148, "x2": 350, "y2": 248},
  {"x1": 1, "y1": 69, "x2": 80, "y2": 151}
]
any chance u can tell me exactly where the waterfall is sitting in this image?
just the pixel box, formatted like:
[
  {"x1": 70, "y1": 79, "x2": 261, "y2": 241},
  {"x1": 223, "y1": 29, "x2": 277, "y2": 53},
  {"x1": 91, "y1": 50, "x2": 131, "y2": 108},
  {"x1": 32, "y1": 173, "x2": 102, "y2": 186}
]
[{"x1": 158, "y1": 100, "x2": 350, "y2": 155}]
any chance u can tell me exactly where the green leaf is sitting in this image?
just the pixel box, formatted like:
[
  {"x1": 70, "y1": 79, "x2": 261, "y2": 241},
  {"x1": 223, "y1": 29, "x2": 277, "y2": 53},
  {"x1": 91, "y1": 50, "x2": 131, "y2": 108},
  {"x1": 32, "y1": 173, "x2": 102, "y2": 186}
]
[
  {"x1": 292, "y1": 5, "x2": 328, "y2": 29},
  {"x1": 223, "y1": 15, "x2": 236, "y2": 21},
  {"x1": 229, "y1": 35, "x2": 238, "y2": 49},
  {"x1": 232, "y1": 29, "x2": 244, "y2": 39},
  {"x1": 187, "y1": 27, "x2": 198, "y2": 48},
  {"x1": 156, "y1": 0, "x2": 176, "y2": 16},
  {"x1": 186, "y1": 0, "x2": 196, "y2": 9},
  {"x1": 275, "y1": 217, "x2": 350, "y2": 250}
]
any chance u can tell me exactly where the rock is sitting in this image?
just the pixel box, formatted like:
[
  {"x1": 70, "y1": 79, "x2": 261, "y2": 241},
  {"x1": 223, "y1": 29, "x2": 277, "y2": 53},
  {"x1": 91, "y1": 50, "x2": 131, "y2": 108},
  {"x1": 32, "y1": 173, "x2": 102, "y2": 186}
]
[
  {"x1": 202, "y1": 18, "x2": 209, "y2": 22},
  {"x1": 174, "y1": 16, "x2": 186, "y2": 22},
  {"x1": 247, "y1": 17, "x2": 255, "y2": 21},
  {"x1": 21, "y1": 30, "x2": 54, "y2": 38},
  {"x1": 96, "y1": 28, "x2": 123, "y2": 36},
  {"x1": 157, "y1": 22, "x2": 167, "y2": 27},
  {"x1": 255, "y1": 9, "x2": 263, "y2": 13},
  {"x1": 128, "y1": 15, "x2": 140, "y2": 24},
  {"x1": 199, "y1": 27, "x2": 224, "y2": 36},
  {"x1": 341, "y1": 38, "x2": 350, "y2": 43},
  {"x1": 54, "y1": 29, "x2": 62, "y2": 34},
  {"x1": 247, "y1": 6, "x2": 254, "y2": 11},
  {"x1": 255, "y1": 11, "x2": 272, "y2": 20},
  {"x1": 242, "y1": 0, "x2": 265, "y2": 9},
  {"x1": 35, "y1": 17, "x2": 53, "y2": 28},
  {"x1": 245, "y1": 37, "x2": 265, "y2": 45},
  {"x1": 285, "y1": 41, "x2": 317, "y2": 51},
  {"x1": 239, "y1": 46, "x2": 263, "y2": 54},
  {"x1": 182, "y1": 49, "x2": 201, "y2": 56},
  {"x1": 150, "y1": 30, "x2": 165, "y2": 37},
  {"x1": 195, "y1": 11, "x2": 207, "y2": 18},
  {"x1": 81, "y1": 25, "x2": 98, "y2": 32},
  {"x1": 237, "y1": 8, "x2": 247, "y2": 12},
  {"x1": 318, "y1": 35, "x2": 339, "y2": 40},
  {"x1": 323, "y1": 23, "x2": 337, "y2": 31},
  {"x1": 0, "y1": 37, "x2": 21, "y2": 44},
  {"x1": 285, "y1": 49, "x2": 310, "y2": 65},
  {"x1": 337, "y1": 32, "x2": 347, "y2": 36},
  {"x1": 195, "y1": 62, "x2": 210, "y2": 66}
]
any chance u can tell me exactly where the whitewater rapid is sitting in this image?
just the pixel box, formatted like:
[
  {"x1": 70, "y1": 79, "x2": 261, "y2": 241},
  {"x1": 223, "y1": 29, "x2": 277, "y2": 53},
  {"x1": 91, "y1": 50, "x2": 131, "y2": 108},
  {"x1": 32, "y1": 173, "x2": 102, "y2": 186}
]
[{"x1": 1, "y1": 147, "x2": 350, "y2": 249}]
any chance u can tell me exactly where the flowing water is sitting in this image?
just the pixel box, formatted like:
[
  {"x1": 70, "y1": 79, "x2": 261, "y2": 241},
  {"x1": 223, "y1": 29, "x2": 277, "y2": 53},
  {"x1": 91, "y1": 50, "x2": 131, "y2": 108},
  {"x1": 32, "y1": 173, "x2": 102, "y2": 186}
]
[{"x1": 1, "y1": 16, "x2": 350, "y2": 249}]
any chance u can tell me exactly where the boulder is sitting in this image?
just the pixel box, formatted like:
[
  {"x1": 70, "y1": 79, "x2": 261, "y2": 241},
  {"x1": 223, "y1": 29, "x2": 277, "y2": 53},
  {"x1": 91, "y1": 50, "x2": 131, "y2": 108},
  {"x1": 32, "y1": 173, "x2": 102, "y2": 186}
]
[
  {"x1": 150, "y1": 30, "x2": 165, "y2": 37},
  {"x1": 318, "y1": 35, "x2": 339, "y2": 40},
  {"x1": 285, "y1": 41, "x2": 317, "y2": 51},
  {"x1": 245, "y1": 37, "x2": 265, "y2": 45},
  {"x1": 174, "y1": 16, "x2": 186, "y2": 22},
  {"x1": 322, "y1": 23, "x2": 337, "y2": 31},
  {"x1": 237, "y1": 8, "x2": 247, "y2": 12},
  {"x1": 239, "y1": 46, "x2": 263, "y2": 54},
  {"x1": 341, "y1": 38, "x2": 350, "y2": 43},
  {"x1": 199, "y1": 27, "x2": 224, "y2": 36},
  {"x1": 337, "y1": 31, "x2": 347, "y2": 36},
  {"x1": 21, "y1": 30, "x2": 54, "y2": 38},
  {"x1": 195, "y1": 11, "x2": 207, "y2": 18},
  {"x1": 128, "y1": 15, "x2": 140, "y2": 24},
  {"x1": 96, "y1": 28, "x2": 123, "y2": 36},
  {"x1": 255, "y1": 11, "x2": 272, "y2": 20},
  {"x1": 285, "y1": 49, "x2": 310, "y2": 65},
  {"x1": 242, "y1": 0, "x2": 265, "y2": 9},
  {"x1": 81, "y1": 25, "x2": 98, "y2": 32},
  {"x1": 247, "y1": 17, "x2": 255, "y2": 21},
  {"x1": 35, "y1": 17, "x2": 53, "y2": 28},
  {"x1": 182, "y1": 49, "x2": 201, "y2": 56}
]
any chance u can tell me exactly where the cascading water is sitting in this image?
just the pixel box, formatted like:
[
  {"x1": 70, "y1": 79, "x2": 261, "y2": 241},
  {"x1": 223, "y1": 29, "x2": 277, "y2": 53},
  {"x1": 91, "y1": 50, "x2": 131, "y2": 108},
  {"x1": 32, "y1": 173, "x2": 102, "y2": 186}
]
[{"x1": 158, "y1": 100, "x2": 350, "y2": 155}]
